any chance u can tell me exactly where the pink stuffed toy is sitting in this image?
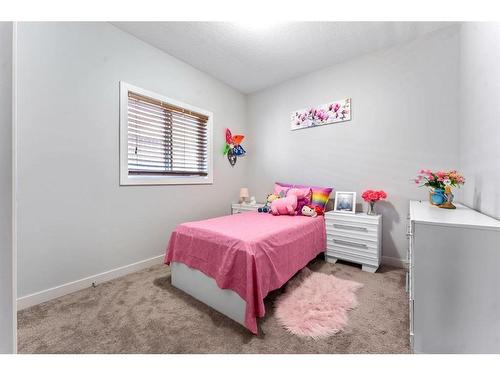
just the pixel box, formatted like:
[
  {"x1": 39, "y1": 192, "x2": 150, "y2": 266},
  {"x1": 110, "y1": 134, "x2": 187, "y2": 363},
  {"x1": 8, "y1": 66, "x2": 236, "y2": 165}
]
[{"x1": 270, "y1": 188, "x2": 306, "y2": 216}]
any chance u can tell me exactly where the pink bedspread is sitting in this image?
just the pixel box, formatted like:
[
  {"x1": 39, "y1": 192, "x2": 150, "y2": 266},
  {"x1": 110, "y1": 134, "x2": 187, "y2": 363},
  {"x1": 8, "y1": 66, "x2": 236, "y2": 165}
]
[{"x1": 165, "y1": 212, "x2": 326, "y2": 334}]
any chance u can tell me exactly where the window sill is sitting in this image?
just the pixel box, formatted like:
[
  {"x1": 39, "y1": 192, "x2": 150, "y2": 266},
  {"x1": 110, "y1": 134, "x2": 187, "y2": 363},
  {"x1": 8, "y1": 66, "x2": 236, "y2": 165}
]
[{"x1": 120, "y1": 174, "x2": 213, "y2": 186}]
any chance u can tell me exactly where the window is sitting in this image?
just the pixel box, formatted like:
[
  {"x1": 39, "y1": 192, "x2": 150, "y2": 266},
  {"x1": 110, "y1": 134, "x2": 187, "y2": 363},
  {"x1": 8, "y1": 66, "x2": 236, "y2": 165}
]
[{"x1": 120, "y1": 82, "x2": 213, "y2": 185}]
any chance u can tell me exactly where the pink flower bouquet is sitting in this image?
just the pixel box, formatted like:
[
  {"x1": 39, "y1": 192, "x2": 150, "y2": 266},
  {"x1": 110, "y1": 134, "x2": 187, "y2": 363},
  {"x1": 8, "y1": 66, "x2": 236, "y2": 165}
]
[
  {"x1": 361, "y1": 190, "x2": 387, "y2": 215},
  {"x1": 414, "y1": 169, "x2": 465, "y2": 207},
  {"x1": 414, "y1": 169, "x2": 465, "y2": 190}
]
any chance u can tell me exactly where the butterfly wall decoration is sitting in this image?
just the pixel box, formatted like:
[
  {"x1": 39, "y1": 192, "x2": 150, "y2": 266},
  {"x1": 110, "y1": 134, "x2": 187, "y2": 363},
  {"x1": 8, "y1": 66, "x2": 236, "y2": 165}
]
[{"x1": 223, "y1": 128, "x2": 246, "y2": 166}]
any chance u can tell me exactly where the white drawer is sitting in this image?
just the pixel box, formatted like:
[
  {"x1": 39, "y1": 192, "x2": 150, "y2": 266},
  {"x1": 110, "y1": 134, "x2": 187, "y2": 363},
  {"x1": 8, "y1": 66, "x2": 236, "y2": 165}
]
[
  {"x1": 326, "y1": 213, "x2": 380, "y2": 225},
  {"x1": 326, "y1": 234, "x2": 378, "y2": 252},
  {"x1": 326, "y1": 219, "x2": 377, "y2": 233},
  {"x1": 231, "y1": 205, "x2": 261, "y2": 214},
  {"x1": 326, "y1": 248, "x2": 379, "y2": 266},
  {"x1": 326, "y1": 226, "x2": 379, "y2": 243},
  {"x1": 326, "y1": 244, "x2": 378, "y2": 260}
]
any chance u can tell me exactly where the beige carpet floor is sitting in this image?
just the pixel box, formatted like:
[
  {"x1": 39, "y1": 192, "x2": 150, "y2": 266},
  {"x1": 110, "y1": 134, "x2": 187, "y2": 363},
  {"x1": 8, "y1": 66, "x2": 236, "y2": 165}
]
[{"x1": 17, "y1": 258, "x2": 410, "y2": 353}]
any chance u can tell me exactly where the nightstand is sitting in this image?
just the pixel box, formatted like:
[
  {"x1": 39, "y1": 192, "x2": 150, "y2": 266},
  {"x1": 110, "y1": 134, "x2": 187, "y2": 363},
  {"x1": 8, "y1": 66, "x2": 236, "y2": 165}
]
[
  {"x1": 231, "y1": 202, "x2": 264, "y2": 214},
  {"x1": 324, "y1": 211, "x2": 382, "y2": 272}
]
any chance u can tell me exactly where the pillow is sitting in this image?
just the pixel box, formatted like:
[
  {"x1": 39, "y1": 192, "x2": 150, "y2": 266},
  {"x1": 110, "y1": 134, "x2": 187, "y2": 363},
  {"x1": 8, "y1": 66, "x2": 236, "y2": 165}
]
[
  {"x1": 273, "y1": 183, "x2": 290, "y2": 198},
  {"x1": 308, "y1": 186, "x2": 333, "y2": 211},
  {"x1": 275, "y1": 182, "x2": 333, "y2": 211}
]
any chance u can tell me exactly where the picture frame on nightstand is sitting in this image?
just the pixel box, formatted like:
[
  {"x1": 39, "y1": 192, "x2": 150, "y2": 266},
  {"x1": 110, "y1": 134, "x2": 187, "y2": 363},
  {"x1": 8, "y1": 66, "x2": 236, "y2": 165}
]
[{"x1": 333, "y1": 191, "x2": 356, "y2": 214}]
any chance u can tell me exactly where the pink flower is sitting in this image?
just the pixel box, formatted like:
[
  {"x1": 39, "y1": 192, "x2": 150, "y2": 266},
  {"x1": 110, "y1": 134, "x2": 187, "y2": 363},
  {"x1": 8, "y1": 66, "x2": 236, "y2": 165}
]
[
  {"x1": 362, "y1": 189, "x2": 388, "y2": 202},
  {"x1": 414, "y1": 169, "x2": 465, "y2": 188},
  {"x1": 315, "y1": 109, "x2": 329, "y2": 121}
]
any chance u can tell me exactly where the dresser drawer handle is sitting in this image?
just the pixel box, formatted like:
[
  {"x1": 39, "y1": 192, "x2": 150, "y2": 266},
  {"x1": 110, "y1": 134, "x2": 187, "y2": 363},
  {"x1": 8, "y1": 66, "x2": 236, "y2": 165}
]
[
  {"x1": 332, "y1": 238, "x2": 368, "y2": 249},
  {"x1": 333, "y1": 224, "x2": 368, "y2": 232}
]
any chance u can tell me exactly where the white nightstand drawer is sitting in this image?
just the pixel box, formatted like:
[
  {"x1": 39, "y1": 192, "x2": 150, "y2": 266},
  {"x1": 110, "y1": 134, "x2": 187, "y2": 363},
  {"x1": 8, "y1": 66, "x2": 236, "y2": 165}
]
[
  {"x1": 326, "y1": 223, "x2": 379, "y2": 242},
  {"x1": 327, "y1": 233, "x2": 378, "y2": 251},
  {"x1": 231, "y1": 203, "x2": 264, "y2": 215},
  {"x1": 326, "y1": 238, "x2": 378, "y2": 258},
  {"x1": 326, "y1": 248, "x2": 379, "y2": 266},
  {"x1": 234, "y1": 207, "x2": 257, "y2": 213},
  {"x1": 326, "y1": 213, "x2": 380, "y2": 225},
  {"x1": 326, "y1": 227, "x2": 378, "y2": 243}
]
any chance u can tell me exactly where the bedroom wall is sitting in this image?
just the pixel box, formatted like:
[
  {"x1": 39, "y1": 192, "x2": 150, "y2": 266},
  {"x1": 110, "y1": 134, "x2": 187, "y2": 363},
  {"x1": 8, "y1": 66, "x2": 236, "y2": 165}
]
[
  {"x1": 458, "y1": 22, "x2": 500, "y2": 220},
  {"x1": 0, "y1": 22, "x2": 14, "y2": 353},
  {"x1": 16, "y1": 23, "x2": 247, "y2": 298},
  {"x1": 245, "y1": 26, "x2": 461, "y2": 263}
]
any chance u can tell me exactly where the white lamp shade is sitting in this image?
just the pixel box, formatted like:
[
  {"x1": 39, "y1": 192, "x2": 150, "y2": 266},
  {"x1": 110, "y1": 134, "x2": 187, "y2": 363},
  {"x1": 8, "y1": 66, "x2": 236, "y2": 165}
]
[{"x1": 239, "y1": 187, "x2": 249, "y2": 199}]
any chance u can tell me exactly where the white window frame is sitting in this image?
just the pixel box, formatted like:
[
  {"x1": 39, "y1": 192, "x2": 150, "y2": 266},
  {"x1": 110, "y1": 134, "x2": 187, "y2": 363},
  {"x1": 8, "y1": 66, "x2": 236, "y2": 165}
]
[{"x1": 119, "y1": 81, "x2": 213, "y2": 186}]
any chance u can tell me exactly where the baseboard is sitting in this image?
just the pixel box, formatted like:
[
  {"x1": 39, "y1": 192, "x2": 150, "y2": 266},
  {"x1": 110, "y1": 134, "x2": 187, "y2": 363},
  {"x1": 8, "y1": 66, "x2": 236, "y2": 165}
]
[
  {"x1": 381, "y1": 255, "x2": 408, "y2": 269},
  {"x1": 17, "y1": 254, "x2": 165, "y2": 311}
]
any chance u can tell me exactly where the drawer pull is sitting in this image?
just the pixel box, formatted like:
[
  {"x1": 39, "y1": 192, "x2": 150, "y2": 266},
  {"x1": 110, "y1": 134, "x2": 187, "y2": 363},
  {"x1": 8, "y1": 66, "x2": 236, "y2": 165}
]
[
  {"x1": 332, "y1": 238, "x2": 368, "y2": 249},
  {"x1": 333, "y1": 224, "x2": 368, "y2": 232}
]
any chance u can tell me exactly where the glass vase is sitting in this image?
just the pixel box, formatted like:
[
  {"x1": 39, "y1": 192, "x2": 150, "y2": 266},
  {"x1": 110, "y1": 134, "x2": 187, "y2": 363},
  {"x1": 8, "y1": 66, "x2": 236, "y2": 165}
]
[{"x1": 367, "y1": 201, "x2": 376, "y2": 215}]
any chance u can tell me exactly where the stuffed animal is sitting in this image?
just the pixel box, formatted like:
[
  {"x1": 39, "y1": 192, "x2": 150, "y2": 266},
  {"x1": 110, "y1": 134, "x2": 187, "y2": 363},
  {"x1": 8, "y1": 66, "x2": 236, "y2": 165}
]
[
  {"x1": 314, "y1": 206, "x2": 324, "y2": 216},
  {"x1": 301, "y1": 205, "x2": 317, "y2": 218},
  {"x1": 270, "y1": 188, "x2": 303, "y2": 216},
  {"x1": 258, "y1": 193, "x2": 279, "y2": 213}
]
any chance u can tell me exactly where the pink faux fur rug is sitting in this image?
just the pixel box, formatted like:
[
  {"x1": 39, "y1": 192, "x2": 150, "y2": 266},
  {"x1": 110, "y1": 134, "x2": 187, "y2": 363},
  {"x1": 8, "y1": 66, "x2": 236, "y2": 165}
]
[{"x1": 275, "y1": 268, "x2": 363, "y2": 339}]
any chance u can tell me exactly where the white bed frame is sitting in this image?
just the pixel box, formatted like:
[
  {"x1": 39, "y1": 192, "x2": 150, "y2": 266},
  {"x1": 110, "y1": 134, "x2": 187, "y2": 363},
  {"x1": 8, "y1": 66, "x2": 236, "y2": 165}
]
[
  {"x1": 170, "y1": 201, "x2": 334, "y2": 329},
  {"x1": 171, "y1": 262, "x2": 246, "y2": 326}
]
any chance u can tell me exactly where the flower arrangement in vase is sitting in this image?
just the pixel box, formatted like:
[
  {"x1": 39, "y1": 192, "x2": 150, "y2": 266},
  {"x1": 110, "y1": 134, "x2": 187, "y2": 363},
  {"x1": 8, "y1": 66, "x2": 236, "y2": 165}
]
[
  {"x1": 361, "y1": 190, "x2": 387, "y2": 215},
  {"x1": 414, "y1": 169, "x2": 465, "y2": 208}
]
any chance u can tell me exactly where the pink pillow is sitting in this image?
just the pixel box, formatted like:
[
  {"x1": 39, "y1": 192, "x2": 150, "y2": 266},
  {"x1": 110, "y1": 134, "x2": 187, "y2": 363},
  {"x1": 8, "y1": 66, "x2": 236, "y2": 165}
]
[
  {"x1": 274, "y1": 183, "x2": 290, "y2": 197},
  {"x1": 275, "y1": 182, "x2": 333, "y2": 211}
]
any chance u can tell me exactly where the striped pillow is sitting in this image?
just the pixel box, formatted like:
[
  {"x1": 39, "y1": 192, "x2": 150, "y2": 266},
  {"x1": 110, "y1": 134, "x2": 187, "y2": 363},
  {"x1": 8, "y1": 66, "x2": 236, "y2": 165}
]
[
  {"x1": 309, "y1": 187, "x2": 333, "y2": 210},
  {"x1": 275, "y1": 182, "x2": 333, "y2": 211}
]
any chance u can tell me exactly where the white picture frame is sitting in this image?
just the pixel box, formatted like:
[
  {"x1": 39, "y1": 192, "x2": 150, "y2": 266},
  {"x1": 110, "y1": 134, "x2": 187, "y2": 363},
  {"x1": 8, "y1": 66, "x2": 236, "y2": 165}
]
[{"x1": 334, "y1": 191, "x2": 357, "y2": 214}]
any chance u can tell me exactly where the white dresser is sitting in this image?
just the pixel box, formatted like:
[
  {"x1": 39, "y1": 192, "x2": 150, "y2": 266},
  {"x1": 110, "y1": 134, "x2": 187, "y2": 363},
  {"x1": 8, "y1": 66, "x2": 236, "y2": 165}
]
[
  {"x1": 408, "y1": 200, "x2": 500, "y2": 353},
  {"x1": 231, "y1": 202, "x2": 263, "y2": 214},
  {"x1": 324, "y1": 211, "x2": 382, "y2": 272}
]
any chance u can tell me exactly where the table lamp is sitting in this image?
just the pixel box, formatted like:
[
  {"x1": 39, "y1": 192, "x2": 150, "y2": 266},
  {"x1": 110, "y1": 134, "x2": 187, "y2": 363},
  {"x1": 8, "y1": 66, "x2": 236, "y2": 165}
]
[{"x1": 239, "y1": 187, "x2": 249, "y2": 204}]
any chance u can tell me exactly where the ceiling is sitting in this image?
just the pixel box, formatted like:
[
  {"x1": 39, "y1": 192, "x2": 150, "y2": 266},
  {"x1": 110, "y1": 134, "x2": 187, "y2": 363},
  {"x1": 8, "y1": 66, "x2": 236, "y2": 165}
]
[{"x1": 113, "y1": 22, "x2": 454, "y2": 94}]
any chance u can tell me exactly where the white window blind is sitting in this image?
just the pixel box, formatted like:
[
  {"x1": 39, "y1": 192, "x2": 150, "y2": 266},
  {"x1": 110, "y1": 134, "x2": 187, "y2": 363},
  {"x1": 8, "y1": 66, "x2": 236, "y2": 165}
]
[{"x1": 127, "y1": 91, "x2": 209, "y2": 177}]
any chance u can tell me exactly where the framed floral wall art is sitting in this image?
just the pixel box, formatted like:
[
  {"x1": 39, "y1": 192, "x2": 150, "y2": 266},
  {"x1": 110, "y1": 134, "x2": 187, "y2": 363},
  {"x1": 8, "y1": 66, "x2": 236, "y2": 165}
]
[{"x1": 290, "y1": 98, "x2": 351, "y2": 131}]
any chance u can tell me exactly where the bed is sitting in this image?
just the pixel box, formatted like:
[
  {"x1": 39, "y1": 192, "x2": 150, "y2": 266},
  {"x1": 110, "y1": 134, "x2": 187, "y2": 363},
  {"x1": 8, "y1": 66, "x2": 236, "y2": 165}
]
[{"x1": 165, "y1": 211, "x2": 326, "y2": 334}]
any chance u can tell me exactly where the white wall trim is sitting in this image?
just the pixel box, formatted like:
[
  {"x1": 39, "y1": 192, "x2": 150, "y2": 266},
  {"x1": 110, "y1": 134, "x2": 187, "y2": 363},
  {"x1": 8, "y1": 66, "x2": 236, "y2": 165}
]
[
  {"x1": 11, "y1": 21, "x2": 18, "y2": 354},
  {"x1": 381, "y1": 255, "x2": 408, "y2": 269},
  {"x1": 17, "y1": 254, "x2": 165, "y2": 311}
]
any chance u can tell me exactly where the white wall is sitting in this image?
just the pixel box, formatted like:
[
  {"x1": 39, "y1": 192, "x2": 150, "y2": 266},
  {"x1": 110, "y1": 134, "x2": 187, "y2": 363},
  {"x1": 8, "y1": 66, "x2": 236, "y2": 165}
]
[
  {"x1": 0, "y1": 22, "x2": 14, "y2": 353},
  {"x1": 459, "y1": 23, "x2": 500, "y2": 219},
  {"x1": 17, "y1": 22, "x2": 488, "y2": 301},
  {"x1": 246, "y1": 27, "x2": 461, "y2": 262},
  {"x1": 16, "y1": 23, "x2": 247, "y2": 298}
]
